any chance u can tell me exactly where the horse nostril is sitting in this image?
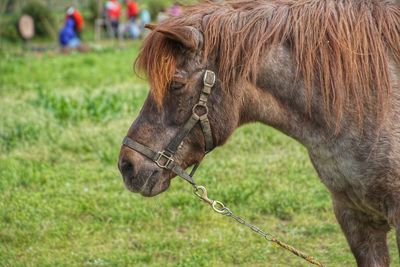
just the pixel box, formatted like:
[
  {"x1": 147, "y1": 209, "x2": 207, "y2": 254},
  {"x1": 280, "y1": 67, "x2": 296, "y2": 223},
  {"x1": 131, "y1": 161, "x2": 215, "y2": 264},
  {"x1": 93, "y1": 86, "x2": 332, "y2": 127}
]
[{"x1": 119, "y1": 158, "x2": 135, "y2": 179}]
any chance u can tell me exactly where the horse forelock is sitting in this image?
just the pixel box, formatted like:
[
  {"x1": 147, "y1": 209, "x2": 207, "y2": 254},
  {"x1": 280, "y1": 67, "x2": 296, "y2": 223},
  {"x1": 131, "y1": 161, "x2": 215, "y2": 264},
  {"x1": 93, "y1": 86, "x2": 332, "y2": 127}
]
[
  {"x1": 135, "y1": 31, "x2": 179, "y2": 107},
  {"x1": 137, "y1": 0, "x2": 400, "y2": 129}
]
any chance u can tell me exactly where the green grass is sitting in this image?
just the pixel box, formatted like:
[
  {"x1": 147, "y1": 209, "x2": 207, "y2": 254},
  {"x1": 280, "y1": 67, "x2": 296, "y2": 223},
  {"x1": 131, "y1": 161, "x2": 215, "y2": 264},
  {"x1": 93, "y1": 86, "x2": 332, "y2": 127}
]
[{"x1": 1, "y1": 44, "x2": 399, "y2": 267}]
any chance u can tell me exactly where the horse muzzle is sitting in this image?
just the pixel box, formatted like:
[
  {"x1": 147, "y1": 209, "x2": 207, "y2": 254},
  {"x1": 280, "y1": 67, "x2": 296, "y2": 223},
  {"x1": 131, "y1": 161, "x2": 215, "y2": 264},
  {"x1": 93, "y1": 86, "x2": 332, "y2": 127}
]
[{"x1": 118, "y1": 148, "x2": 171, "y2": 197}]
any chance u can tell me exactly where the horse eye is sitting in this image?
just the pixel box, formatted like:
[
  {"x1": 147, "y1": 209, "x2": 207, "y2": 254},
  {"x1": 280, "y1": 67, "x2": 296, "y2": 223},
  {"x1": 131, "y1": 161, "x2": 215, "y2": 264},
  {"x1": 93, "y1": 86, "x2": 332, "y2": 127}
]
[{"x1": 170, "y1": 81, "x2": 185, "y2": 91}]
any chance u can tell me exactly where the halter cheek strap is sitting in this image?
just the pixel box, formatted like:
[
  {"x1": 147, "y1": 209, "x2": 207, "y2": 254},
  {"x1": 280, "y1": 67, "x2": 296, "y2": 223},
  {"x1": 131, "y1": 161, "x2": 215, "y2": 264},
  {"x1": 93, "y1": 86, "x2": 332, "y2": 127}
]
[{"x1": 122, "y1": 70, "x2": 216, "y2": 185}]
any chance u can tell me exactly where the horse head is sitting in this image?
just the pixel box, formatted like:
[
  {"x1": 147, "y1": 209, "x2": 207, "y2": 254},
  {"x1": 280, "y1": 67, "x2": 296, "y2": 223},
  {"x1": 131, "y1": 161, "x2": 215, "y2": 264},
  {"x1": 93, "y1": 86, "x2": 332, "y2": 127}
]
[{"x1": 118, "y1": 22, "x2": 244, "y2": 196}]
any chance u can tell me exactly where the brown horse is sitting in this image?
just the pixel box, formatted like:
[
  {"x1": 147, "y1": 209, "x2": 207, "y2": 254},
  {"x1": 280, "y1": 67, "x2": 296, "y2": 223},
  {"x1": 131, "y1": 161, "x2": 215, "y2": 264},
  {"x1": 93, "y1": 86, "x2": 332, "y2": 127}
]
[{"x1": 118, "y1": 1, "x2": 400, "y2": 266}]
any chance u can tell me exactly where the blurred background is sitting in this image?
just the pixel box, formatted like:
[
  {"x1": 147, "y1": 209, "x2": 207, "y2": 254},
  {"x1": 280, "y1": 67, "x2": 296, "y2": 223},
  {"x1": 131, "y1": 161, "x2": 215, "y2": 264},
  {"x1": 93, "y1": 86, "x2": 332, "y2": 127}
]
[
  {"x1": 0, "y1": 1, "x2": 399, "y2": 266},
  {"x1": 0, "y1": 0, "x2": 195, "y2": 50}
]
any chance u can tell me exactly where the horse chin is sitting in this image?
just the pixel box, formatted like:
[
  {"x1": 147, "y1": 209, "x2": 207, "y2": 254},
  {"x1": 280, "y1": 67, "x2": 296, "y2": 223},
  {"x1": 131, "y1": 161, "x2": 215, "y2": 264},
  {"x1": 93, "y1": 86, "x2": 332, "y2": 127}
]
[
  {"x1": 139, "y1": 173, "x2": 171, "y2": 197},
  {"x1": 123, "y1": 169, "x2": 171, "y2": 197}
]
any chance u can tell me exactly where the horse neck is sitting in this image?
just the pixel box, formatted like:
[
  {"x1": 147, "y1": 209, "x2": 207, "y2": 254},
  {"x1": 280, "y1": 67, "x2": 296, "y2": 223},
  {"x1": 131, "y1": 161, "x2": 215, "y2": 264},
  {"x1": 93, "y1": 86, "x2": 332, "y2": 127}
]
[
  {"x1": 239, "y1": 44, "x2": 330, "y2": 148},
  {"x1": 239, "y1": 45, "x2": 400, "y2": 150}
]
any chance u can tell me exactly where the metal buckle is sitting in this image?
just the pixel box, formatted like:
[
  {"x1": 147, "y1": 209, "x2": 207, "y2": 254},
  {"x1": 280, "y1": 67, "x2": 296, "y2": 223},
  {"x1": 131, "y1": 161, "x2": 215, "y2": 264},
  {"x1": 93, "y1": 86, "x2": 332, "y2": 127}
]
[
  {"x1": 203, "y1": 70, "x2": 216, "y2": 87},
  {"x1": 155, "y1": 151, "x2": 174, "y2": 169},
  {"x1": 192, "y1": 103, "x2": 209, "y2": 118}
]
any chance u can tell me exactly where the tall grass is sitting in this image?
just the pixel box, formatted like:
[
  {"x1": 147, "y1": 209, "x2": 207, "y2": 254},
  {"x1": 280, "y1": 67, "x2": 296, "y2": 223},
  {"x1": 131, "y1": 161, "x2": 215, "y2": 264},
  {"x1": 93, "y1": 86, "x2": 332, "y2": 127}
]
[{"x1": 33, "y1": 88, "x2": 145, "y2": 123}]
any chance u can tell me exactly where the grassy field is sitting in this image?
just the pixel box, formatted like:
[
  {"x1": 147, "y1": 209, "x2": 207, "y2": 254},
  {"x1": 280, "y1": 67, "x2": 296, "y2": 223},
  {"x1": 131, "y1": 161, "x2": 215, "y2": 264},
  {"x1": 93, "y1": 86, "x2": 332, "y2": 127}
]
[{"x1": 0, "y1": 44, "x2": 399, "y2": 267}]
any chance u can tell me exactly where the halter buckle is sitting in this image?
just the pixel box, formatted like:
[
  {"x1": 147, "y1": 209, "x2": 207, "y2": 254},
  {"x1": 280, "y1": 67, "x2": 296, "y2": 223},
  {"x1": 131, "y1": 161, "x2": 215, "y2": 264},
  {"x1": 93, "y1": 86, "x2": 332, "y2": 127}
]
[
  {"x1": 192, "y1": 103, "x2": 209, "y2": 118},
  {"x1": 203, "y1": 70, "x2": 216, "y2": 87},
  {"x1": 155, "y1": 151, "x2": 174, "y2": 169}
]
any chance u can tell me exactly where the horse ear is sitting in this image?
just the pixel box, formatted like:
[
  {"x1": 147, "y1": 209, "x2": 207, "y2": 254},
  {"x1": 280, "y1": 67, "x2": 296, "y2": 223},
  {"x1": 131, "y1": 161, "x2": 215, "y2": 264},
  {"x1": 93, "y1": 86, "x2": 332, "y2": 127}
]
[
  {"x1": 145, "y1": 24, "x2": 157, "y2": 31},
  {"x1": 154, "y1": 25, "x2": 201, "y2": 51}
]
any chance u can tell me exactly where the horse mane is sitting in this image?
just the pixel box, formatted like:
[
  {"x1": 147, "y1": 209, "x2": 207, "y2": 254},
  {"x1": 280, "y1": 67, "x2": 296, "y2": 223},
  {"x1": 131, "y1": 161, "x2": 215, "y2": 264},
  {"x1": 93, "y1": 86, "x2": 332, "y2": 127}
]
[{"x1": 136, "y1": 0, "x2": 400, "y2": 129}]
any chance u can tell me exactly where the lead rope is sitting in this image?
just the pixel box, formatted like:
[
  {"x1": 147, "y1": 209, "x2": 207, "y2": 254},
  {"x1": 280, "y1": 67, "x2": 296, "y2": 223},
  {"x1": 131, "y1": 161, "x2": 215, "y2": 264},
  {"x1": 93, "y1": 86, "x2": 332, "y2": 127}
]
[{"x1": 189, "y1": 184, "x2": 325, "y2": 267}]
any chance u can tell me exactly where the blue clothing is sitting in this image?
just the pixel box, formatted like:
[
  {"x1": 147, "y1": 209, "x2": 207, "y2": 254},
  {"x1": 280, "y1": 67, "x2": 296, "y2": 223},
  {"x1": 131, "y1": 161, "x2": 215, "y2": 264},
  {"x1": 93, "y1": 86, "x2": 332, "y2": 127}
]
[
  {"x1": 140, "y1": 10, "x2": 151, "y2": 25},
  {"x1": 127, "y1": 19, "x2": 140, "y2": 39},
  {"x1": 67, "y1": 37, "x2": 81, "y2": 48},
  {"x1": 59, "y1": 17, "x2": 80, "y2": 47},
  {"x1": 139, "y1": 9, "x2": 151, "y2": 33}
]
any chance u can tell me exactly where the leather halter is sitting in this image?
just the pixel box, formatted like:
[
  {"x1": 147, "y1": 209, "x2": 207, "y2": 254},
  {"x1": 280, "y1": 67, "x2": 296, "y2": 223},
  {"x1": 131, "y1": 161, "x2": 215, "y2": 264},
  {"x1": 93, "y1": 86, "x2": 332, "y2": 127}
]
[{"x1": 122, "y1": 70, "x2": 216, "y2": 186}]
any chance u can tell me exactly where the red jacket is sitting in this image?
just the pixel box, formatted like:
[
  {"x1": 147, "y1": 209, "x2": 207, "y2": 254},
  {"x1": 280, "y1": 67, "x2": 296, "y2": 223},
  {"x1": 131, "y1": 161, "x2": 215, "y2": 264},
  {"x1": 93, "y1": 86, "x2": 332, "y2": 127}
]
[
  {"x1": 65, "y1": 10, "x2": 84, "y2": 33},
  {"x1": 72, "y1": 10, "x2": 84, "y2": 32},
  {"x1": 127, "y1": 1, "x2": 139, "y2": 18},
  {"x1": 106, "y1": 0, "x2": 122, "y2": 20}
]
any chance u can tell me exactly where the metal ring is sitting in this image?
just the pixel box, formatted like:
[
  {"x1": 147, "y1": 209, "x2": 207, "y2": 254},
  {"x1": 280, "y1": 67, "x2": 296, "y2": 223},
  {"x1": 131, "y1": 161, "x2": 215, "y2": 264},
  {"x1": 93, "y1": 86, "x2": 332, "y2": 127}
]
[
  {"x1": 192, "y1": 103, "x2": 208, "y2": 117},
  {"x1": 212, "y1": 201, "x2": 228, "y2": 214}
]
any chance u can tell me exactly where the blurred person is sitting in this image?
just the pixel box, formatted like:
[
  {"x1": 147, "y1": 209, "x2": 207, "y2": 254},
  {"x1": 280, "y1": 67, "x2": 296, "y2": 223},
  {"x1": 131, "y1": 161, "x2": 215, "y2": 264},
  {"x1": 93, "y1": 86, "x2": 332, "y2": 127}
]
[
  {"x1": 126, "y1": 0, "x2": 139, "y2": 21},
  {"x1": 66, "y1": 6, "x2": 84, "y2": 37},
  {"x1": 140, "y1": 8, "x2": 151, "y2": 24},
  {"x1": 106, "y1": 0, "x2": 122, "y2": 37},
  {"x1": 59, "y1": 7, "x2": 88, "y2": 53},
  {"x1": 129, "y1": 5, "x2": 151, "y2": 39},
  {"x1": 125, "y1": 0, "x2": 140, "y2": 39}
]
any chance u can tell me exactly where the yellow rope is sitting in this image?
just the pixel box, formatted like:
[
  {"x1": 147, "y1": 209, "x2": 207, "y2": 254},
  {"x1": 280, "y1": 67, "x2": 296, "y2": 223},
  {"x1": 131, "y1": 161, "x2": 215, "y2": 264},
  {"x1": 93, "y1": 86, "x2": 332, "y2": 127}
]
[
  {"x1": 194, "y1": 185, "x2": 325, "y2": 266},
  {"x1": 271, "y1": 238, "x2": 325, "y2": 267}
]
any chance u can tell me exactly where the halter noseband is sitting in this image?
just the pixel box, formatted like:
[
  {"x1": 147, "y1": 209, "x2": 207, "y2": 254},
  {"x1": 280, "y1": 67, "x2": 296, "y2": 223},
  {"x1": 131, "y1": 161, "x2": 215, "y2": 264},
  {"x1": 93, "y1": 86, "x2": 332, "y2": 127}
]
[{"x1": 122, "y1": 70, "x2": 216, "y2": 185}]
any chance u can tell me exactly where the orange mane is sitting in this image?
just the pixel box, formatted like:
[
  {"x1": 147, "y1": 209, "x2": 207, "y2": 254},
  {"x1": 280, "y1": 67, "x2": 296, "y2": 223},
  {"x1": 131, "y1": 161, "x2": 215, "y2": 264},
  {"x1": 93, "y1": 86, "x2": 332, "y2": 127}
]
[
  {"x1": 135, "y1": 32, "x2": 178, "y2": 105},
  {"x1": 136, "y1": 0, "x2": 400, "y2": 128}
]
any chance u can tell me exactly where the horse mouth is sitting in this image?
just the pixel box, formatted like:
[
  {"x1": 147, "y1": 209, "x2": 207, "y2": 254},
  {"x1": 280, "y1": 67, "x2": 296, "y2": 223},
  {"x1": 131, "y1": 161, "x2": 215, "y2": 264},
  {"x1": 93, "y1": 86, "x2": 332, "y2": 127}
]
[{"x1": 124, "y1": 170, "x2": 171, "y2": 197}]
